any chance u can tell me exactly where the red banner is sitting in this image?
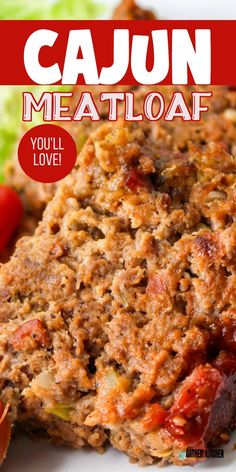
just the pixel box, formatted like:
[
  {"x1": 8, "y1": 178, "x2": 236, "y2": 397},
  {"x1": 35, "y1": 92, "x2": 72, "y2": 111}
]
[{"x1": 0, "y1": 20, "x2": 235, "y2": 85}]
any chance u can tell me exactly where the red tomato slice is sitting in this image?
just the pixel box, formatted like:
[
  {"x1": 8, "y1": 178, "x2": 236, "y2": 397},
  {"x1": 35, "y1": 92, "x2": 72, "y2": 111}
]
[
  {"x1": 125, "y1": 168, "x2": 153, "y2": 192},
  {"x1": 166, "y1": 366, "x2": 223, "y2": 444},
  {"x1": 11, "y1": 319, "x2": 49, "y2": 351},
  {"x1": 167, "y1": 359, "x2": 236, "y2": 447},
  {"x1": 0, "y1": 185, "x2": 23, "y2": 251},
  {"x1": 141, "y1": 356, "x2": 236, "y2": 451}
]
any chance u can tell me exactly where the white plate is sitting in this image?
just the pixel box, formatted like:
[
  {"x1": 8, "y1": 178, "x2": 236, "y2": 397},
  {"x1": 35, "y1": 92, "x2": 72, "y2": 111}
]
[
  {"x1": 2, "y1": 0, "x2": 236, "y2": 470},
  {"x1": 2, "y1": 431, "x2": 236, "y2": 472}
]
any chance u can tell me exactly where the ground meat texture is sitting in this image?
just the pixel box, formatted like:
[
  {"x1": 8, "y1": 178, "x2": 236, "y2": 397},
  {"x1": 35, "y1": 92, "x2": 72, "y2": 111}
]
[
  {"x1": 4, "y1": 0, "x2": 236, "y2": 248},
  {"x1": 5, "y1": 83, "x2": 236, "y2": 248},
  {"x1": 0, "y1": 121, "x2": 235, "y2": 465}
]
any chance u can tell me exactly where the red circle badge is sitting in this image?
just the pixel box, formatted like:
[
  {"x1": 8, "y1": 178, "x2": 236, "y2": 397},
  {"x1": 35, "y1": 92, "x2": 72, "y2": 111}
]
[{"x1": 18, "y1": 124, "x2": 77, "y2": 183}]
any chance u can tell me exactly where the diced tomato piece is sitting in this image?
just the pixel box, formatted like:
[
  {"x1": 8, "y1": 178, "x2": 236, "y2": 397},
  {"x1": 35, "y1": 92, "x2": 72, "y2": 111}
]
[
  {"x1": 141, "y1": 358, "x2": 236, "y2": 449},
  {"x1": 137, "y1": 351, "x2": 236, "y2": 456},
  {"x1": 172, "y1": 366, "x2": 222, "y2": 413},
  {"x1": 125, "y1": 168, "x2": 153, "y2": 192},
  {"x1": 166, "y1": 366, "x2": 222, "y2": 444},
  {"x1": 166, "y1": 359, "x2": 236, "y2": 447},
  {"x1": 0, "y1": 185, "x2": 23, "y2": 251},
  {"x1": 11, "y1": 319, "x2": 49, "y2": 351},
  {"x1": 0, "y1": 400, "x2": 11, "y2": 465},
  {"x1": 141, "y1": 403, "x2": 168, "y2": 431}
]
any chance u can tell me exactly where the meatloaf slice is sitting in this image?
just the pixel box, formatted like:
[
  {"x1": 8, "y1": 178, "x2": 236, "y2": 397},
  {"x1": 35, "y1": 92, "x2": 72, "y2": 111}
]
[
  {"x1": 0, "y1": 121, "x2": 235, "y2": 465},
  {"x1": 4, "y1": 0, "x2": 236, "y2": 251},
  {"x1": 5, "y1": 84, "x2": 236, "y2": 248},
  {"x1": 3, "y1": 0, "x2": 156, "y2": 242}
]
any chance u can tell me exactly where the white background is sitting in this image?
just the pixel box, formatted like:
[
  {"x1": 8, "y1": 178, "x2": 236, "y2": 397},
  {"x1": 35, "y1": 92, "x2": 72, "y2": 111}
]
[{"x1": 103, "y1": 0, "x2": 236, "y2": 19}]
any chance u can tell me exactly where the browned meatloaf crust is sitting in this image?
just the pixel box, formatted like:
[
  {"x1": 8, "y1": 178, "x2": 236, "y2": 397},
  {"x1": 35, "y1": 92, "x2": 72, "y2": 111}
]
[
  {"x1": 0, "y1": 121, "x2": 236, "y2": 465},
  {"x1": 4, "y1": 0, "x2": 157, "y2": 230},
  {"x1": 5, "y1": 0, "x2": 236, "y2": 243},
  {"x1": 5, "y1": 85, "x2": 236, "y2": 249}
]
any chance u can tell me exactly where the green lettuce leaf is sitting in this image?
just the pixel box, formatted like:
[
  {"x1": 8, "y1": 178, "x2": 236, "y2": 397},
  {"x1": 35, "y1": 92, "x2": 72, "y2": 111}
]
[
  {"x1": 0, "y1": 0, "x2": 104, "y2": 20},
  {"x1": 0, "y1": 0, "x2": 105, "y2": 182}
]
